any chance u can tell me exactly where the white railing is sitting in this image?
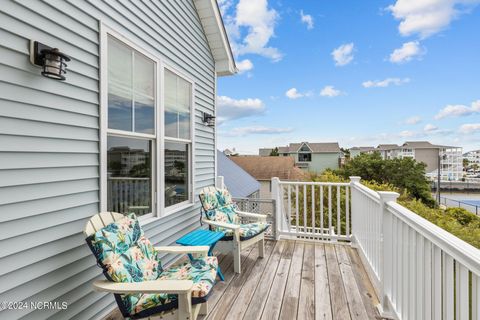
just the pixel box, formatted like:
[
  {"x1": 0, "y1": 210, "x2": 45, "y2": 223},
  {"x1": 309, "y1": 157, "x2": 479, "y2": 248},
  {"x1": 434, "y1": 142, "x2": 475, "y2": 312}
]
[
  {"x1": 272, "y1": 176, "x2": 480, "y2": 319},
  {"x1": 272, "y1": 178, "x2": 351, "y2": 242},
  {"x1": 107, "y1": 177, "x2": 151, "y2": 215},
  {"x1": 349, "y1": 177, "x2": 480, "y2": 320}
]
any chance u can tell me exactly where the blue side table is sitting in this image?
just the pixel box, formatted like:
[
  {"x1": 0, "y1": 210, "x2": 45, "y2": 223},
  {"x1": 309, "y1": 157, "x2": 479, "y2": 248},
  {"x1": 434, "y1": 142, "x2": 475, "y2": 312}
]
[{"x1": 176, "y1": 229, "x2": 225, "y2": 281}]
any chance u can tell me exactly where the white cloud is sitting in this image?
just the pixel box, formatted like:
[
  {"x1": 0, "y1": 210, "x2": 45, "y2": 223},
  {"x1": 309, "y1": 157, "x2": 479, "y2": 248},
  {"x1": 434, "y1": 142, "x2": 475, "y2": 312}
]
[
  {"x1": 331, "y1": 43, "x2": 354, "y2": 66},
  {"x1": 320, "y1": 85, "x2": 342, "y2": 97},
  {"x1": 405, "y1": 116, "x2": 422, "y2": 125},
  {"x1": 217, "y1": 95, "x2": 265, "y2": 123},
  {"x1": 388, "y1": 0, "x2": 480, "y2": 39},
  {"x1": 285, "y1": 88, "x2": 313, "y2": 99},
  {"x1": 399, "y1": 130, "x2": 415, "y2": 137},
  {"x1": 300, "y1": 10, "x2": 314, "y2": 30},
  {"x1": 389, "y1": 41, "x2": 425, "y2": 63},
  {"x1": 226, "y1": 126, "x2": 294, "y2": 136},
  {"x1": 435, "y1": 100, "x2": 480, "y2": 119},
  {"x1": 224, "y1": 0, "x2": 282, "y2": 62},
  {"x1": 362, "y1": 77, "x2": 411, "y2": 88},
  {"x1": 424, "y1": 123, "x2": 438, "y2": 132},
  {"x1": 236, "y1": 59, "x2": 254, "y2": 74},
  {"x1": 459, "y1": 123, "x2": 480, "y2": 134}
]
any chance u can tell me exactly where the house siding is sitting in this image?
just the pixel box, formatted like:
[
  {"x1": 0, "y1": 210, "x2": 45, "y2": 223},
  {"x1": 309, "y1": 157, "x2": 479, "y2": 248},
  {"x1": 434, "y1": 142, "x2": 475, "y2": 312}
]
[{"x1": 0, "y1": 1, "x2": 216, "y2": 319}]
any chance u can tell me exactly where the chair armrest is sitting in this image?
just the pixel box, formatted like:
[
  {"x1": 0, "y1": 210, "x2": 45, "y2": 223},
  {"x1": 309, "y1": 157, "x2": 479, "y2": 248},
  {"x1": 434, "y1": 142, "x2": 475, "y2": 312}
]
[
  {"x1": 155, "y1": 246, "x2": 209, "y2": 256},
  {"x1": 236, "y1": 211, "x2": 267, "y2": 222},
  {"x1": 93, "y1": 279, "x2": 193, "y2": 294},
  {"x1": 201, "y1": 218, "x2": 240, "y2": 230}
]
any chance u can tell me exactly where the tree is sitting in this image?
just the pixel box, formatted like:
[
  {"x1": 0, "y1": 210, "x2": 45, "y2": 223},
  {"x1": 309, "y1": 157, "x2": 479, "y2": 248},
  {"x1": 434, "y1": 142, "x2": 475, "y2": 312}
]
[
  {"x1": 269, "y1": 147, "x2": 279, "y2": 156},
  {"x1": 463, "y1": 158, "x2": 469, "y2": 169},
  {"x1": 335, "y1": 152, "x2": 435, "y2": 206}
]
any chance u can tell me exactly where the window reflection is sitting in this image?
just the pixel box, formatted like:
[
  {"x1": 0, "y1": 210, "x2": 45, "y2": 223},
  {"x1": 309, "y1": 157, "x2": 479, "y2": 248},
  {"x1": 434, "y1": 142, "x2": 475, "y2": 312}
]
[
  {"x1": 107, "y1": 136, "x2": 152, "y2": 216},
  {"x1": 165, "y1": 142, "x2": 189, "y2": 207}
]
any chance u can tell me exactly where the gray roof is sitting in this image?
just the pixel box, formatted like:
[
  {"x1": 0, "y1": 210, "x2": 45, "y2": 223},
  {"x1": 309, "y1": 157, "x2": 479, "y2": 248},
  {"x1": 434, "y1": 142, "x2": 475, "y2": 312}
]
[
  {"x1": 217, "y1": 150, "x2": 260, "y2": 197},
  {"x1": 402, "y1": 141, "x2": 456, "y2": 149},
  {"x1": 377, "y1": 144, "x2": 399, "y2": 151},
  {"x1": 273, "y1": 142, "x2": 341, "y2": 154}
]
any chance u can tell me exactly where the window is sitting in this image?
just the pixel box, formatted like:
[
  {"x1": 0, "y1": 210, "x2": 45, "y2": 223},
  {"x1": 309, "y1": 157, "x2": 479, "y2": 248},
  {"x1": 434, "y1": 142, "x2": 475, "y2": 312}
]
[
  {"x1": 298, "y1": 153, "x2": 312, "y2": 162},
  {"x1": 103, "y1": 31, "x2": 195, "y2": 218},
  {"x1": 164, "y1": 69, "x2": 193, "y2": 209},
  {"x1": 106, "y1": 35, "x2": 156, "y2": 217}
]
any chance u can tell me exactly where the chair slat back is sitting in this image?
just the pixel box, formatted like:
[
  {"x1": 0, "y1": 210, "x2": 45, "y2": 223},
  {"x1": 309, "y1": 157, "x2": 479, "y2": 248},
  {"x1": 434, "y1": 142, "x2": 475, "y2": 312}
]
[{"x1": 83, "y1": 212, "x2": 125, "y2": 237}]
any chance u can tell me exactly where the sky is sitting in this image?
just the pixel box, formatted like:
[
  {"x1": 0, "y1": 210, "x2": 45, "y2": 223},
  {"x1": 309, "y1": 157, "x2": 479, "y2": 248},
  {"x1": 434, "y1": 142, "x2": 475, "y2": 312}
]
[{"x1": 215, "y1": 0, "x2": 480, "y2": 155}]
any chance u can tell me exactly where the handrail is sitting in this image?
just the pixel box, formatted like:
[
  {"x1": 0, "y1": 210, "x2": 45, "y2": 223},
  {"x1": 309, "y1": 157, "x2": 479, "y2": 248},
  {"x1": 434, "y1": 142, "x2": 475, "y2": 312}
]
[
  {"x1": 351, "y1": 181, "x2": 380, "y2": 202},
  {"x1": 278, "y1": 181, "x2": 350, "y2": 186},
  {"x1": 387, "y1": 201, "x2": 480, "y2": 275}
]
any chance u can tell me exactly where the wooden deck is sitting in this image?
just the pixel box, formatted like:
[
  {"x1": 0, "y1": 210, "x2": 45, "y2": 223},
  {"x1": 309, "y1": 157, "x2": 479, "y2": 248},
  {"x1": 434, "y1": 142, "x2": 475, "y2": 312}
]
[{"x1": 106, "y1": 240, "x2": 380, "y2": 320}]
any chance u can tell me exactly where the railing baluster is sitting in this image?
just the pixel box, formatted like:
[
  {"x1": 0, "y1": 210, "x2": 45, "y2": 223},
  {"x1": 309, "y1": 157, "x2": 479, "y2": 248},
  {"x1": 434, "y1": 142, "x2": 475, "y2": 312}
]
[
  {"x1": 473, "y1": 273, "x2": 480, "y2": 320},
  {"x1": 320, "y1": 185, "x2": 324, "y2": 240},
  {"x1": 311, "y1": 185, "x2": 315, "y2": 239},
  {"x1": 337, "y1": 185, "x2": 341, "y2": 236},
  {"x1": 409, "y1": 227, "x2": 416, "y2": 320},
  {"x1": 433, "y1": 246, "x2": 442, "y2": 320},
  {"x1": 303, "y1": 184, "x2": 307, "y2": 235},
  {"x1": 287, "y1": 184, "x2": 291, "y2": 230},
  {"x1": 424, "y1": 239, "x2": 432, "y2": 320},
  {"x1": 443, "y1": 254, "x2": 454, "y2": 320},
  {"x1": 456, "y1": 262, "x2": 469, "y2": 320},
  {"x1": 402, "y1": 223, "x2": 408, "y2": 317},
  {"x1": 346, "y1": 186, "x2": 350, "y2": 237},
  {"x1": 416, "y1": 233, "x2": 424, "y2": 320},
  {"x1": 295, "y1": 184, "x2": 299, "y2": 232},
  {"x1": 328, "y1": 185, "x2": 332, "y2": 237}
]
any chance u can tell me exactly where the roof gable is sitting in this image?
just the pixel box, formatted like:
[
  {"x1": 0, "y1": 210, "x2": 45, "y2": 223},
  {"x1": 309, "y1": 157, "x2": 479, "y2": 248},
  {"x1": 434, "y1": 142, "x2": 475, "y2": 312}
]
[
  {"x1": 217, "y1": 151, "x2": 260, "y2": 197},
  {"x1": 193, "y1": 0, "x2": 237, "y2": 76}
]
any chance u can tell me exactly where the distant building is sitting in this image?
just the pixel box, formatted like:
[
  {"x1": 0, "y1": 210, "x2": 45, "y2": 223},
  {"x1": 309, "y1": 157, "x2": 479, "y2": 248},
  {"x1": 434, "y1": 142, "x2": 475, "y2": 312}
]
[
  {"x1": 259, "y1": 142, "x2": 342, "y2": 173},
  {"x1": 223, "y1": 148, "x2": 238, "y2": 156},
  {"x1": 350, "y1": 141, "x2": 463, "y2": 181},
  {"x1": 230, "y1": 156, "x2": 305, "y2": 200},
  {"x1": 464, "y1": 150, "x2": 480, "y2": 165},
  {"x1": 349, "y1": 146, "x2": 376, "y2": 158},
  {"x1": 217, "y1": 150, "x2": 260, "y2": 199}
]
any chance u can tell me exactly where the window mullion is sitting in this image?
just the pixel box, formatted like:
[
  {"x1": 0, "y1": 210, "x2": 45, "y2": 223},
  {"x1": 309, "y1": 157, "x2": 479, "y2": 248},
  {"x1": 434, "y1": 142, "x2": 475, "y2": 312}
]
[{"x1": 131, "y1": 51, "x2": 135, "y2": 133}]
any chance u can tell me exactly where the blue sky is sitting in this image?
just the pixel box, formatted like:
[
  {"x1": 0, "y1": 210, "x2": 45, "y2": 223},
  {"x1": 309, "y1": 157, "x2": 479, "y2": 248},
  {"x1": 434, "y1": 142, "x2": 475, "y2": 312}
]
[{"x1": 216, "y1": 0, "x2": 480, "y2": 154}]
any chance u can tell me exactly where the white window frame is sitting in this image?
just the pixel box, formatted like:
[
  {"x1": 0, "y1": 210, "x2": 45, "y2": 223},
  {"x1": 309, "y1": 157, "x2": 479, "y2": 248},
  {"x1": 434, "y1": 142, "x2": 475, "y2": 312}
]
[{"x1": 99, "y1": 23, "x2": 196, "y2": 221}]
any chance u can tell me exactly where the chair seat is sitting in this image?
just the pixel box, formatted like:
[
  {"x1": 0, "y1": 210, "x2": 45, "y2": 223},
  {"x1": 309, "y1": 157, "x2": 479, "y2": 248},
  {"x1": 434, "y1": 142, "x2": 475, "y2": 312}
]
[
  {"x1": 221, "y1": 222, "x2": 270, "y2": 241},
  {"x1": 123, "y1": 256, "x2": 218, "y2": 319}
]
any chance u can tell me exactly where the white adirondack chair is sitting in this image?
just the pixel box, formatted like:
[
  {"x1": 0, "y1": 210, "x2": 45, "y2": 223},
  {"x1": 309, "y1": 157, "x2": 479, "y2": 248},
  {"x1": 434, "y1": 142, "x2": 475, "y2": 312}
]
[
  {"x1": 199, "y1": 187, "x2": 270, "y2": 274},
  {"x1": 84, "y1": 212, "x2": 212, "y2": 320}
]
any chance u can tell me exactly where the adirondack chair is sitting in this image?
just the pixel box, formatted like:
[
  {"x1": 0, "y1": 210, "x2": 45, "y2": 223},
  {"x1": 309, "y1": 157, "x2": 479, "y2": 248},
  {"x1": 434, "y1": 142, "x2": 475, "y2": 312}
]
[
  {"x1": 198, "y1": 187, "x2": 270, "y2": 273},
  {"x1": 84, "y1": 212, "x2": 218, "y2": 320}
]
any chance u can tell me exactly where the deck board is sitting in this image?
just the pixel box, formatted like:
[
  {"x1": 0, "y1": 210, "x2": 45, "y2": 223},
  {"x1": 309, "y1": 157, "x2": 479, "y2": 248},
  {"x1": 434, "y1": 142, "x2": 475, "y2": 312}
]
[{"x1": 104, "y1": 240, "x2": 379, "y2": 320}]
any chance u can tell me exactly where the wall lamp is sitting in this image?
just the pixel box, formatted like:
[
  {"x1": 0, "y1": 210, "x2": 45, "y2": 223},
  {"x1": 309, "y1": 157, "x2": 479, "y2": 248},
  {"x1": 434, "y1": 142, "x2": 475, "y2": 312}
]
[
  {"x1": 203, "y1": 112, "x2": 216, "y2": 127},
  {"x1": 30, "y1": 41, "x2": 71, "y2": 81}
]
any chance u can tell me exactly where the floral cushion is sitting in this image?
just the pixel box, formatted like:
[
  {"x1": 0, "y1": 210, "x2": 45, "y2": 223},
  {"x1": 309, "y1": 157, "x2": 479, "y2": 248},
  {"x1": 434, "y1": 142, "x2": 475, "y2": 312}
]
[
  {"x1": 222, "y1": 222, "x2": 270, "y2": 240},
  {"x1": 198, "y1": 189, "x2": 219, "y2": 211},
  {"x1": 216, "y1": 188, "x2": 234, "y2": 207},
  {"x1": 86, "y1": 213, "x2": 162, "y2": 283},
  {"x1": 124, "y1": 257, "x2": 218, "y2": 318}
]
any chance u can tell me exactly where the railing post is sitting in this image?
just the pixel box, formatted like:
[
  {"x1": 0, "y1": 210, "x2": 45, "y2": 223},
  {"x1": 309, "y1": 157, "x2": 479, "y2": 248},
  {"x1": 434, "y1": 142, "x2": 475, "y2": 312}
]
[
  {"x1": 378, "y1": 191, "x2": 399, "y2": 319},
  {"x1": 216, "y1": 176, "x2": 225, "y2": 189},
  {"x1": 349, "y1": 176, "x2": 361, "y2": 245},
  {"x1": 271, "y1": 177, "x2": 281, "y2": 240}
]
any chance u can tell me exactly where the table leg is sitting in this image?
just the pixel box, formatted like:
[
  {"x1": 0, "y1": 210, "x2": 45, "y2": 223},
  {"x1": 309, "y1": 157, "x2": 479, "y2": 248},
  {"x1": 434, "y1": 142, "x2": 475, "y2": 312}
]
[{"x1": 209, "y1": 243, "x2": 224, "y2": 281}]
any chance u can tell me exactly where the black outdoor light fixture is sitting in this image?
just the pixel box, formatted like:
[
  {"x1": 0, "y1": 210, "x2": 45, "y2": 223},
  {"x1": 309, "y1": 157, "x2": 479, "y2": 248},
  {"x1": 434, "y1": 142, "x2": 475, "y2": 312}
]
[
  {"x1": 203, "y1": 112, "x2": 216, "y2": 127},
  {"x1": 30, "y1": 41, "x2": 71, "y2": 81}
]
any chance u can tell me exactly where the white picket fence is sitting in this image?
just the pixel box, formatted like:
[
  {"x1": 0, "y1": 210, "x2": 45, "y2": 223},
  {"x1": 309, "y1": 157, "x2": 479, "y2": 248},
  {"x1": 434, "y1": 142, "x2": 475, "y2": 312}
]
[{"x1": 272, "y1": 176, "x2": 480, "y2": 320}]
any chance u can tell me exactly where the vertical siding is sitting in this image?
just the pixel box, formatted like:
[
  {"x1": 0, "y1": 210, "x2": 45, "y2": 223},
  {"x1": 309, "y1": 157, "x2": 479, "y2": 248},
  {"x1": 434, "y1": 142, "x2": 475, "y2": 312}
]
[{"x1": 0, "y1": 0, "x2": 216, "y2": 319}]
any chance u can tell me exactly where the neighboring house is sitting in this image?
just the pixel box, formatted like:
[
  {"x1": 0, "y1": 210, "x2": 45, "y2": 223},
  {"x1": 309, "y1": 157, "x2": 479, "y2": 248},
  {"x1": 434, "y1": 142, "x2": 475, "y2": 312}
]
[
  {"x1": 400, "y1": 141, "x2": 463, "y2": 181},
  {"x1": 230, "y1": 156, "x2": 305, "y2": 200},
  {"x1": 217, "y1": 150, "x2": 260, "y2": 199},
  {"x1": 0, "y1": 1, "x2": 235, "y2": 319},
  {"x1": 349, "y1": 146, "x2": 376, "y2": 158},
  {"x1": 259, "y1": 142, "x2": 342, "y2": 173},
  {"x1": 376, "y1": 144, "x2": 400, "y2": 160}
]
